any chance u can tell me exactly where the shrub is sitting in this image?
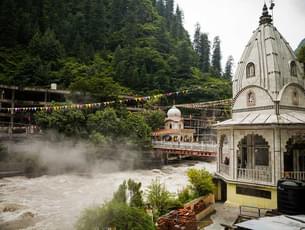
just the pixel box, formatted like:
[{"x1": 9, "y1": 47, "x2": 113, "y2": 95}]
[
  {"x1": 77, "y1": 179, "x2": 154, "y2": 230},
  {"x1": 178, "y1": 187, "x2": 195, "y2": 204},
  {"x1": 187, "y1": 168, "x2": 215, "y2": 197},
  {"x1": 146, "y1": 179, "x2": 172, "y2": 219},
  {"x1": 76, "y1": 202, "x2": 154, "y2": 230}
]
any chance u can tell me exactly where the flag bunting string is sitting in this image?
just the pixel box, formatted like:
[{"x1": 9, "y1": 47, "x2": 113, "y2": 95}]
[{"x1": 0, "y1": 89, "x2": 189, "y2": 113}]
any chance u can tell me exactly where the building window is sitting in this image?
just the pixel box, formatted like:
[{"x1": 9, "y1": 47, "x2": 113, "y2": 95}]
[
  {"x1": 237, "y1": 134, "x2": 269, "y2": 168},
  {"x1": 220, "y1": 135, "x2": 230, "y2": 165},
  {"x1": 255, "y1": 147, "x2": 269, "y2": 166},
  {"x1": 247, "y1": 91, "x2": 256, "y2": 106},
  {"x1": 290, "y1": 61, "x2": 297, "y2": 77},
  {"x1": 292, "y1": 89, "x2": 299, "y2": 106},
  {"x1": 254, "y1": 135, "x2": 269, "y2": 166},
  {"x1": 246, "y1": 62, "x2": 255, "y2": 78}
]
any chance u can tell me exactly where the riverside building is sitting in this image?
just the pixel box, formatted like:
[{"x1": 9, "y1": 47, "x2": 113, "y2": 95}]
[{"x1": 215, "y1": 4, "x2": 305, "y2": 209}]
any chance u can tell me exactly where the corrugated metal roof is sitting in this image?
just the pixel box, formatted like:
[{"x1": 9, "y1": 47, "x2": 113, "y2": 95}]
[
  {"x1": 235, "y1": 215, "x2": 305, "y2": 230},
  {"x1": 216, "y1": 112, "x2": 305, "y2": 126}
]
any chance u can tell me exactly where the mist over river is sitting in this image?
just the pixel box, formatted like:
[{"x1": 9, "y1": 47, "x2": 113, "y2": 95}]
[{"x1": 0, "y1": 161, "x2": 216, "y2": 230}]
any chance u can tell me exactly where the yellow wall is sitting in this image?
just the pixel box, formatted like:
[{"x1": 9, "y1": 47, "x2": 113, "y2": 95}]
[
  {"x1": 213, "y1": 181, "x2": 221, "y2": 201},
  {"x1": 226, "y1": 183, "x2": 277, "y2": 209}
]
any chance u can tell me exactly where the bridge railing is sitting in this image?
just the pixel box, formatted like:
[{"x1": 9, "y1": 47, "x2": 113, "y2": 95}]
[
  {"x1": 0, "y1": 162, "x2": 25, "y2": 172},
  {"x1": 0, "y1": 122, "x2": 40, "y2": 135},
  {"x1": 152, "y1": 141, "x2": 217, "y2": 152}
]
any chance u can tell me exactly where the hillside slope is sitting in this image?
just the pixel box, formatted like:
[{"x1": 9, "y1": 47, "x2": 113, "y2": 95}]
[{"x1": 0, "y1": 0, "x2": 231, "y2": 102}]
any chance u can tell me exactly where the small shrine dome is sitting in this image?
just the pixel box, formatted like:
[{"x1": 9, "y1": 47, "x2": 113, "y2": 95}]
[{"x1": 167, "y1": 105, "x2": 181, "y2": 118}]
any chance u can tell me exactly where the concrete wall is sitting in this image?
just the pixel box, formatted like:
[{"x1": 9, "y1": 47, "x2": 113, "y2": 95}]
[{"x1": 226, "y1": 183, "x2": 277, "y2": 209}]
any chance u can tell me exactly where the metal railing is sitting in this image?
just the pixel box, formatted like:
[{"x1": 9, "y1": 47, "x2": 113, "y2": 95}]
[
  {"x1": 0, "y1": 162, "x2": 25, "y2": 172},
  {"x1": 282, "y1": 171, "x2": 305, "y2": 181},
  {"x1": 219, "y1": 163, "x2": 230, "y2": 176},
  {"x1": 237, "y1": 168, "x2": 272, "y2": 183},
  {"x1": 0, "y1": 122, "x2": 40, "y2": 135},
  {"x1": 152, "y1": 141, "x2": 217, "y2": 152}
]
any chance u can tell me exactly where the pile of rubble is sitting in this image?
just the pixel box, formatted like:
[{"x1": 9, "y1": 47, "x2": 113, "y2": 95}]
[{"x1": 157, "y1": 208, "x2": 198, "y2": 230}]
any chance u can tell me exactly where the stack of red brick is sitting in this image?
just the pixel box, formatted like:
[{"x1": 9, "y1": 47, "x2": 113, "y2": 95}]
[
  {"x1": 157, "y1": 208, "x2": 198, "y2": 230},
  {"x1": 193, "y1": 200, "x2": 206, "y2": 214}
]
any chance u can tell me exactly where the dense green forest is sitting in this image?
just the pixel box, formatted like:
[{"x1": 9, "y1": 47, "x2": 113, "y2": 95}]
[{"x1": 0, "y1": 0, "x2": 232, "y2": 101}]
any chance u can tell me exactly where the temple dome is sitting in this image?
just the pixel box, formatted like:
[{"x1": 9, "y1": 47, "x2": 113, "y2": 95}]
[
  {"x1": 232, "y1": 4, "x2": 304, "y2": 100},
  {"x1": 167, "y1": 105, "x2": 181, "y2": 118}
]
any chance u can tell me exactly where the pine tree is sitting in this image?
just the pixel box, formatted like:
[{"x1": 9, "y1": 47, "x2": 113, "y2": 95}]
[
  {"x1": 171, "y1": 6, "x2": 183, "y2": 39},
  {"x1": 297, "y1": 46, "x2": 305, "y2": 76},
  {"x1": 224, "y1": 55, "x2": 234, "y2": 79},
  {"x1": 176, "y1": 41, "x2": 195, "y2": 80},
  {"x1": 193, "y1": 23, "x2": 201, "y2": 54},
  {"x1": 211, "y1": 36, "x2": 222, "y2": 76},
  {"x1": 156, "y1": 0, "x2": 166, "y2": 17},
  {"x1": 165, "y1": 0, "x2": 174, "y2": 24},
  {"x1": 29, "y1": 29, "x2": 64, "y2": 62},
  {"x1": 198, "y1": 33, "x2": 210, "y2": 73},
  {"x1": 111, "y1": 0, "x2": 126, "y2": 31},
  {"x1": 92, "y1": 0, "x2": 106, "y2": 50},
  {"x1": 0, "y1": 0, "x2": 18, "y2": 47}
]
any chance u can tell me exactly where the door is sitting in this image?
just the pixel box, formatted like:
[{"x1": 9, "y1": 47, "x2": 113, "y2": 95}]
[
  {"x1": 220, "y1": 180, "x2": 227, "y2": 202},
  {"x1": 298, "y1": 150, "x2": 305, "y2": 171}
]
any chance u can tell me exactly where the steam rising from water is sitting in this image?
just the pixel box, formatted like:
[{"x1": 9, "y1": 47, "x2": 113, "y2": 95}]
[
  {"x1": 6, "y1": 132, "x2": 144, "y2": 175},
  {"x1": 10, "y1": 139, "x2": 90, "y2": 174}
]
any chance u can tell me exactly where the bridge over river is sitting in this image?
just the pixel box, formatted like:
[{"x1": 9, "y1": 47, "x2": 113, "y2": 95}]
[{"x1": 152, "y1": 141, "x2": 217, "y2": 163}]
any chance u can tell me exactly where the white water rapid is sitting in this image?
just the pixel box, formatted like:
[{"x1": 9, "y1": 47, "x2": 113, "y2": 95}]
[{"x1": 0, "y1": 161, "x2": 216, "y2": 230}]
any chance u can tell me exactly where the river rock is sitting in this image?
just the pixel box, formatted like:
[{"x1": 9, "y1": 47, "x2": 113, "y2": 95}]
[
  {"x1": 0, "y1": 211, "x2": 36, "y2": 230},
  {"x1": 0, "y1": 203, "x2": 27, "y2": 212}
]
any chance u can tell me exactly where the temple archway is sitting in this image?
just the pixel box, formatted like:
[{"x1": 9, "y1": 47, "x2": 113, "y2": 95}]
[
  {"x1": 237, "y1": 134, "x2": 270, "y2": 170},
  {"x1": 219, "y1": 135, "x2": 230, "y2": 165},
  {"x1": 284, "y1": 136, "x2": 305, "y2": 180},
  {"x1": 219, "y1": 134, "x2": 230, "y2": 176}
]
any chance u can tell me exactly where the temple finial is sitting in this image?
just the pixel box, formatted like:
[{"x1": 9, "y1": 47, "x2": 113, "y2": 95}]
[{"x1": 259, "y1": 3, "x2": 273, "y2": 25}]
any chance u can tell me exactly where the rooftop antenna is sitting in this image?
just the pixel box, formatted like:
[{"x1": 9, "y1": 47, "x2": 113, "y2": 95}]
[{"x1": 269, "y1": 0, "x2": 275, "y2": 21}]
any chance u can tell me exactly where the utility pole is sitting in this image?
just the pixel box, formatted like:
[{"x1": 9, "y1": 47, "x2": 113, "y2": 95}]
[{"x1": 9, "y1": 89, "x2": 15, "y2": 139}]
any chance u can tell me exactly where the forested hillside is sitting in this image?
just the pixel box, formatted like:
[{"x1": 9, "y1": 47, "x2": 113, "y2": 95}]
[{"x1": 0, "y1": 0, "x2": 231, "y2": 101}]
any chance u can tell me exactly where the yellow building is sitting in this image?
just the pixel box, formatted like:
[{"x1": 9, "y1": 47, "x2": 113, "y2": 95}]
[{"x1": 215, "y1": 4, "x2": 305, "y2": 209}]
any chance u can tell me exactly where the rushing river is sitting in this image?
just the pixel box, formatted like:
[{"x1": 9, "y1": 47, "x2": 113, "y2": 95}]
[{"x1": 0, "y1": 161, "x2": 216, "y2": 230}]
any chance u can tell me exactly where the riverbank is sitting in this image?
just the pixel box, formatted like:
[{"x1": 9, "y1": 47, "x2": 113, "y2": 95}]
[{"x1": 0, "y1": 161, "x2": 216, "y2": 229}]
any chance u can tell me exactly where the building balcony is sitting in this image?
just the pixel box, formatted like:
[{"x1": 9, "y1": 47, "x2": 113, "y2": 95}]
[
  {"x1": 282, "y1": 171, "x2": 305, "y2": 181},
  {"x1": 237, "y1": 168, "x2": 272, "y2": 184},
  {"x1": 219, "y1": 163, "x2": 230, "y2": 177}
]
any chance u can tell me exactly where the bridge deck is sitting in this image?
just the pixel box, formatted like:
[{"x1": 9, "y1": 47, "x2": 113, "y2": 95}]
[{"x1": 152, "y1": 141, "x2": 217, "y2": 157}]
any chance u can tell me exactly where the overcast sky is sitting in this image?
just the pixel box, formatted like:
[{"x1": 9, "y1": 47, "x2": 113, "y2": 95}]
[{"x1": 175, "y1": 0, "x2": 305, "y2": 69}]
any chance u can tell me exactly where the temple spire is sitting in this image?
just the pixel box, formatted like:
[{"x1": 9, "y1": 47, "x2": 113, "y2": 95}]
[{"x1": 259, "y1": 3, "x2": 273, "y2": 25}]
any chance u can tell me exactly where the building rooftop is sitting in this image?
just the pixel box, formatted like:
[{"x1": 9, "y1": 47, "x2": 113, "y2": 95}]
[
  {"x1": 235, "y1": 215, "x2": 305, "y2": 230},
  {"x1": 216, "y1": 111, "x2": 305, "y2": 126}
]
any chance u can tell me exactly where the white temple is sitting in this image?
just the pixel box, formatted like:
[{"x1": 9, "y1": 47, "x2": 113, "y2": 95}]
[
  {"x1": 152, "y1": 105, "x2": 195, "y2": 142},
  {"x1": 215, "y1": 4, "x2": 305, "y2": 209}
]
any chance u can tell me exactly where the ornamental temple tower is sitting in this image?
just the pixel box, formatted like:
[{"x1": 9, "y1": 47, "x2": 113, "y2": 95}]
[{"x1": 215, "y1": 4, "x2": 305, "y2": 208}]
